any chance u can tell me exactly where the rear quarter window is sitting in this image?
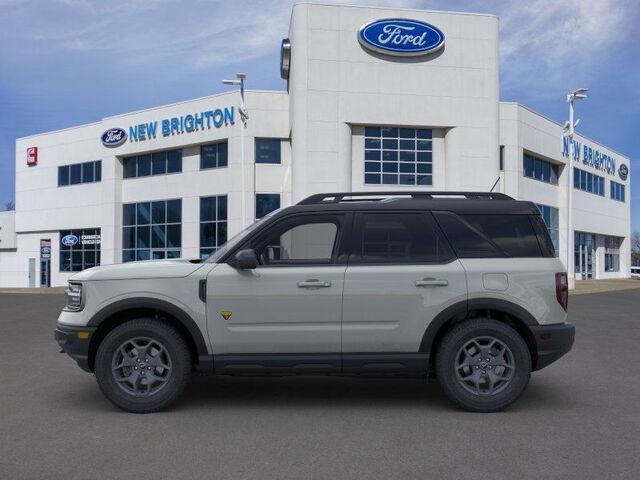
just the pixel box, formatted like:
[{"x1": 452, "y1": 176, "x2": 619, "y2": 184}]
[{"x1": 434, "y1": 212, "x2": 544, "y2": 258}]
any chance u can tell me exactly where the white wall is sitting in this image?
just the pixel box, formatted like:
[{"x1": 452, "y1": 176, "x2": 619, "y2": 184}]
[{"x1": 288, "y1": 4, "x2": 501, "y2": 201}]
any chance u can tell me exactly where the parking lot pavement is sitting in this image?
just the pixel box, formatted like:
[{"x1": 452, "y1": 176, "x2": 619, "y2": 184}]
[{"x1": 1, "y1": 291, "x2": 639, "y2": 480}]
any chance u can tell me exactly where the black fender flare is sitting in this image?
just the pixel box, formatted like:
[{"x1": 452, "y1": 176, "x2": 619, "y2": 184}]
[
  {"x1": 419, "y1": 298, "x2": 539, "y2": 353},
  {"x1": 87, "y1": 297, "x2": 208, "y2": 356}
]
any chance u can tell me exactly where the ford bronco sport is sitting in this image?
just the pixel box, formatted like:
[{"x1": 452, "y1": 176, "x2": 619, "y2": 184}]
[{"x1": 55, "y1": 192, "x2": 574, "y2": 413}]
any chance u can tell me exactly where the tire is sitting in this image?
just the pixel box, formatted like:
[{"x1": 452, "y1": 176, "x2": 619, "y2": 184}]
[
  {"x1": 435, "y1": 318, "x2": 531, "y2": 412},
  {"x1": 94, "y1": 319, "x2": 192, "y2": 413}
]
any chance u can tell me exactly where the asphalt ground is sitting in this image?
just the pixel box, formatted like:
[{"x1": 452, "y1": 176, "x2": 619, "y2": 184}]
[{"x1": 1, "y1": 290, "x2": 639, "y2": 479}]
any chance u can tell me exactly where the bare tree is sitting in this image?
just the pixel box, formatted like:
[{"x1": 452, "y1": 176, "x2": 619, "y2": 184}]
[
  {"x1": 4, "y1": 200, "x2": 14, "y2": 211},
  {"x1": 632, "y1": 231, "x2": 640, "y2": 266}
]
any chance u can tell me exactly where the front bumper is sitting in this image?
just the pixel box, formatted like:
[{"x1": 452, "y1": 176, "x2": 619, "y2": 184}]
[
  {"x1": 54, "y1": 324, "x2": 96, "y2": 373},
  {"x1": 530, "y1": 322, "x2": 575, "y2": 371}
]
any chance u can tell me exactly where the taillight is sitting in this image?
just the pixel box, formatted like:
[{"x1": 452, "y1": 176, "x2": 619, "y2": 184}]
[{"x1": 555, "y1": 272, "x2": 568, "y2": 311}]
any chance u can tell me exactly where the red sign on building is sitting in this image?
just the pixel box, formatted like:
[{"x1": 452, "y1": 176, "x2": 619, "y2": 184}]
[{"x1": 27, "y1": 147, "x2": 38, "y2": 166}]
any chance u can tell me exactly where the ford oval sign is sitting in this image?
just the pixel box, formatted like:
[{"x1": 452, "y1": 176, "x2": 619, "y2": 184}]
[
  {"x1": 619, "y1": 164, "x2": 629, "y2": 181},
  {"x1": 358, "y1": 18, "x2": 445, "y2": 57},
  {"x1": 101, "y1": 128, "x2": 127, "y2": 147},
  {"x1": 61, "y1": 234, "x2": 79, "y2": 247}
]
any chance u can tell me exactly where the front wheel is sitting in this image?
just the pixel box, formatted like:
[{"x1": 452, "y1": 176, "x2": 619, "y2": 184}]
[
  {"x1": 436, "y1": 319, "x2": 531, "y2": 412},
  {"x1": 95, "y1": 319, "x2": 192, "y2": 413}
]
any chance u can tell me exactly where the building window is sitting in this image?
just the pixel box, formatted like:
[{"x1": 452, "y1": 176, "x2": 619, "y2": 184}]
[
  {"x1": 364, "y1": 127, "x2": 432, "y2": 186},
  {"x1": 604, "y1": 236, "x2": 621, "y2": 272},
  {"x1": 574, "y1": 167, "x2": 604, "y2": 196},
  {"x1": 255, "y1": 138, "x2": 281, "y2": 164},
  {"x1": 59, "y1": 228, "x2": 101, "y2": 272},
  {"x1": 523, "y1": 153, "x2": 559, "y2": 185},
  {"x1": 499, "y1": 145, "x2": 504, "y2": 171},
  {"x1": 536, "y1": 204, "x2": 559, "y2": 251},
  {"x1": 201, "y1": 142, "x2": 228, "y2": 170},
  {"x1": 122, "y1": 149, "x2": 182, "y2": 178},
  {"x1": 200, "y1": 196, "x2": 227, "y2": 259},
  {"x1": 610, "y1": 180, "x2": 625, "y2": 202},
  {"x1": 58, "y1": 161, "x2": 101, "y2": 187},
  {"x1": 256, "y1": 193, "x2": 281, "y2": 219},
  {"x1": 122, "y1": 199, "x2": 181, "y2": 262}
]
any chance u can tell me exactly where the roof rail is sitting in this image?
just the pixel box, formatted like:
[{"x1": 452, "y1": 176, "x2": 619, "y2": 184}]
[{"x1": 297, "y1": 191, "x2": 513, "y2": 205}]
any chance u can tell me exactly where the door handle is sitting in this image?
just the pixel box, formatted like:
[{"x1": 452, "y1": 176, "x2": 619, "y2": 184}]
[
  {"x1": 415, "y1": 278, "x2": 448, "y2": 287},
  {"x1": 297, "y1": 280, "x2": 332, "y2": 288}
]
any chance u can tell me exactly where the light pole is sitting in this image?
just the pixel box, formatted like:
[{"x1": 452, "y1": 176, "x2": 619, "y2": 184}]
[
  {"x1": 565, "y1": 87, "x2": 587, "y2": 284},
  {"x1": 222, "y1": 73, "x2": 249, "y2": 228}
]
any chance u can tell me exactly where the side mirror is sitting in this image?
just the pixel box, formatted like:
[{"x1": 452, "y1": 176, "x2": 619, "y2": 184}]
[{"x1": 233, "y1": 249, "x2": 258, "y2": 270}]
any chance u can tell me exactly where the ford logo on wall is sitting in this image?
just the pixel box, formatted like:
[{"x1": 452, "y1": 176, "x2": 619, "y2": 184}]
[
  {"x1": 358, "y1": 18, "x2": 445, "y2": 57},
  {"x1": 619, "y1": 164, "x2": 629, "y2": 181},
  {"x1": 61, "y1": 234, "x2": 79, "y2": 247},
  {"x1": 101, "y1": 128, "x2": 127, "y2": 147}
]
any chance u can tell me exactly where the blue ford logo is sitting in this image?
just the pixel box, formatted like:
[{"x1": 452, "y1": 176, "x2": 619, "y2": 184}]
[
  {"x1": 101, "y1": 128, "x2": 127, "y2": 147},
  {"x1": 61, "y1": 234, "x2": 79, "y2": 247},
  {"x1": 619, "y1": 164, "x2": 628, "y2": 181},
  {"x1": 358, "y1": 18, "x2": 445, "y2": 57}
]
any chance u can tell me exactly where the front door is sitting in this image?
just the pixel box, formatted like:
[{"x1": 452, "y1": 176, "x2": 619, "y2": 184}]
[
  {"x1": 575, "y1": 232, "x2": 595, "y2": 280},
  {"x1": 206, "y1": 213, "x2": 350, "y2": 371},
  {"x1": 341, "y1": 212, "x2": 467, "y2": 371}
]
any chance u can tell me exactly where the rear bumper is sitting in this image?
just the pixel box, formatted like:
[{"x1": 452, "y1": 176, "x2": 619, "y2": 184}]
[
  {"x1": 530, "y1": 322, "x2": 575, "y2": 371},
  {"x1": 54, "y1": 324, "x2": 96, "y2": 373}
]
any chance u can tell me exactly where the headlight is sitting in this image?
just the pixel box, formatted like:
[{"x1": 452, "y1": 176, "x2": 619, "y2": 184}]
[{"x1": 64, "y1": 282, "x2": 84, "y2": 311}]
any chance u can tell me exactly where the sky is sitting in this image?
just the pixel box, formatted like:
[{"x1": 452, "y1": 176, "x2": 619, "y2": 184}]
[{"x1": 0, "y1": 0, "x2": 638, "y2": 230}]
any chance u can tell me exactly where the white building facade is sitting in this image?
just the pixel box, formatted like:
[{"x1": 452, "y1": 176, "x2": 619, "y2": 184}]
[{"x1": 0, "y1": 3, "x2": 631, "y2": 288}]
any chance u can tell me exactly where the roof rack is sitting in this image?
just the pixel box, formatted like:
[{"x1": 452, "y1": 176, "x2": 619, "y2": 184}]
[{"x1": 297, "y1": 191, "x2": 512, "y2": 205}]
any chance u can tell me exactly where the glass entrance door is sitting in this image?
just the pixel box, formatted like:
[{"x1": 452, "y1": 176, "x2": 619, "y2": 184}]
[{"x1": 574, "y1": 232, "x2": 596, "y2": 280}]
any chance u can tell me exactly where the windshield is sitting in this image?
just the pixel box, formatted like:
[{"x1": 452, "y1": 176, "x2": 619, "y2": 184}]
[{"x1": 205, "y1": 208, "x2": 282, "y2": 263}]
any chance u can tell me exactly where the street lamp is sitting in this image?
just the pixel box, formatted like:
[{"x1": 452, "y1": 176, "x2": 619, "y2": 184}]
[
  {"x1": 565, "y1": 87, "x2": 588, "y2": 284},
  {"x1": 222, "y1": 73, "x2": 249, "y2": 228}
]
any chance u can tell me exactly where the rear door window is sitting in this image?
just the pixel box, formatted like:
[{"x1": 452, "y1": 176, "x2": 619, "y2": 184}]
[{"x1": 350, "y1": 212, "x2": 454, "y2": 264}]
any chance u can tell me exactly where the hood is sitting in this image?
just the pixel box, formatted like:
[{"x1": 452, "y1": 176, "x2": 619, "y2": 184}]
[{"x1": 70, "y1": 258, "x2": 206, "y2": 281}]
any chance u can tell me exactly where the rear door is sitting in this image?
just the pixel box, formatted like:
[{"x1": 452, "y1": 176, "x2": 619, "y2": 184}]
[{"x1": 341, "y1": 212, "x2": 467, "y2": 362}]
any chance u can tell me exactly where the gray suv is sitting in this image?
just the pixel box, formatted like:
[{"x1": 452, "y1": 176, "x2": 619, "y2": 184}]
[{"x1": 55, "y1": 192, "x2": 575, "y2": 413}]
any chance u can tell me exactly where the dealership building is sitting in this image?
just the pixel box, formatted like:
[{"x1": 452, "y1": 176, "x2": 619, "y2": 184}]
[{"x1": 0, "y1": 3, "x2": 631, "y2": 288}]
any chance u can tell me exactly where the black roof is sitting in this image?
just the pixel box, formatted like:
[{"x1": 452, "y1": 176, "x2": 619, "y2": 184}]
[{"x1": 280, "y1": 192, "x2": 540, "y2": 216}]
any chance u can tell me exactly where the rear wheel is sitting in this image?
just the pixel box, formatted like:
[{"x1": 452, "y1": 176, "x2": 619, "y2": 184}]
[
  {"x1": 436, "y1": 318, "x2": 531, "y2": 412},
  {"x1": 95, "y1": 319, "x2": 191, "y2": 413}
]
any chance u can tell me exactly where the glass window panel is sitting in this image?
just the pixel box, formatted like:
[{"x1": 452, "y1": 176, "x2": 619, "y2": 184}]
[
  {"x1": 382, "y1": 127, "x2": 398, "y2": 137},
  {"x1": 123, "y1": 157, "x2": 137, "y2": 178},
  {"x1": 416, "y1": 129, "x2": 432, "y2": 139},
  {"x1": 382, "y1": 162, "x2": 398, "y2": 173},
  {"x1": 365, "y1": 161, "x2": 380, "y2": 173},
  {"x1": 364, "y1": 127, "x2": 381, "y2": 137},
  {"x1": 365, "y1": 138, "x2": 381, "y2": 149},
  {"x1": 399, "y1": 128, "x2": 415, "y2": 138},
  {"x1": 166, "y1": 250, "x2": 181, "y2": 259},
  {"x1": 365, "y1": 150, "x2": 381, "y2": 161},
  {"x1": 123, "y1": 204, "x2": 136, "y2": 226},
  {"x1": 217, "y1": 222, "x2": 227, "y2": 246},
  {"x1": 382, "y1": 174, "x2": 398, "y2": 184},
  {"x1": 416, "y1": 151, "x2": 432, "y2": 162},
  {"x1": 200, "y1": 197, "x2": 216, "y2": 222},
  {"x1": 122, "y1": 250, "x2": 136, "y2": 263},
  {"x1": 255, "y1": 138, "x2": 281, "y2": 164},
  {"x1": 122, "y1": 227, "x2": 136, "y2": 249},
  {"x1": 137, "y1": 250, "x2": 150, "y2": 261},
  {"x1": 70, "y1": 164, "x2": 82, "y2": 184},
  {"x1": 400, "y1": 140, "x2": 415, "y2": 150},
  {"x1": 201, "y1": 144, "x2": 218, "y2": 169},
  {"x1": 217, "y1": 142, "x2": 228, "y2": 167},
  {"x1": 417, "y1": 163, "x2": 432, "y2": 174},
  {"x1": 82, "y1": 162, "x2": 94, "y2": 183},
  {"x1": 95, "y1": 161, "x2": 101, "y2": 182},
  {"x1": 167, "y1": 149, "x2": 182, "y2": 173},
  {"x1": 152, "y1": 251, "x2": 166, "y2": 260},
  {"x1": 152, "y1": 201, "x2": 165, "y2": 224},
  {"x1": 382, "y1": 151, "x2": 398, "y2": 161},
  {"x1": 136, "y1": 226, "x2": 151, "y2": 249},
  {"x1": 399, "y1": 174, "x2": 416, "y2": 185},
  {"x1": 166, "y1": 224, "x2": 181, "y2": 248},
  {"x1": 137, "y1": 155, "x2": 151, "y2": 176},
  {"x1": 256, "y1": 193, "x2": 281, "y2": 219},
  {"x1": 152, "y1": 152, "x2": 167, "y2": 175},
  {"x1": 399, "y1": 163, "x2": 415, "y2": 173},
  {"x1": 217, "y1": 195, "x2": 227, "y2": 221},
  {"x1": 200, "y1": 223, "x2": 216, "y2": 247},
  {"x1": 137, "y1": 202, "x2": 151, "y2": 225},
  {"x1": 60, "y1": 252, "x2": 71, "y2": 271},
  {"x1": 382, "y1": 139, "x2": 398, "y2": 149},
  {"x1": 399, "y1": 151, "x2": 415, "y2": 162},
  {"x1": 58, "y1": 166, "x2": 70, "y2": 187},
  {"x1": 417, "y1": 175, "x2": 432, "y2": 185},
  {"x1": 151, "y1": 225, "x2": 166, "y2": 249},
  {"x1": 166, "y1": 199, "x2": 181, "y2": 223},
  {"x1": 416, "y1": 140, "x2": 432, "y2": 151},
  {"x1": 365, "y1": 174, "x2": 381, "y2": 184}
]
